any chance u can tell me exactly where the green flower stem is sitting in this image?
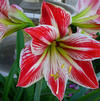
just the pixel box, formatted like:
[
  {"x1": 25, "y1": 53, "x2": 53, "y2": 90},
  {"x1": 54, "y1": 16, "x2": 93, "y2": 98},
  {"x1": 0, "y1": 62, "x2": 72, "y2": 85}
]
[
  {"x1": 34, "y1": 79, "x2": 43, "y2": 101},
  {"x1": 16, "y1": 30, "x2": 24, "y2": 66}
]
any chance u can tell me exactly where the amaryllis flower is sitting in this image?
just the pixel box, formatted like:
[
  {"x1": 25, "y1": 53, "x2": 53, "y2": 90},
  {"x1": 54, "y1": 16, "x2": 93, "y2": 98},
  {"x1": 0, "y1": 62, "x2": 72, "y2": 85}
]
[
  {"x1": 72, "y1": 0, "x2": 100, "y2": 34},
  {"x1": 17, "y1": 2, "x2": 100, "y2": 101},
  {"x1": 0, "y1": 0, "x2": 33, "y2": 40}
]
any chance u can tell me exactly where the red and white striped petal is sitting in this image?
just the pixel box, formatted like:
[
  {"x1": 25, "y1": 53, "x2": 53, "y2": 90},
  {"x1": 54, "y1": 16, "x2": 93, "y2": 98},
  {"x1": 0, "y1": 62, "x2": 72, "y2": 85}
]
[
  {"x1": 24, "y1": 25, "x2": 59, "y2": 45},
  {"x1": 17, "y1": 41, "x2": 47, "y2": 87},
  {"x1": 0, "y1": 0, "x2": 10, "y2": 16},
  {"x1": 94, "y1": 7, "x2": 100, "y2": 24},
  {"x1": 40, "y1": 2, "x2": 71, "y2": 38},
  {"x1": 48, "y1": 76, "x2": 66, "y2": 101},
  {"x1": 43, "y1": 48, "x2": 69, "y2": 101},
  {"x1": 31, "y1": 38, "x2": 48, "y2": 55},
  {"x1": 76, "y1": 0, "x2": 100, "y2": 16},
  {"x1": 57, "y1": 48, "x2": 99, "y2": 89},
  {"x1": 60, "y1": 34, "x2": 100, "y2": 61},
  {"x1": 0, "y1": 24, "x2": 6, "y2": 40},
  {"x1": 40, "y1": 2, "x2": 58, "y2": 28},
  {"x1": 69, "y1": 60, "x2": 99, "y2": 89}
]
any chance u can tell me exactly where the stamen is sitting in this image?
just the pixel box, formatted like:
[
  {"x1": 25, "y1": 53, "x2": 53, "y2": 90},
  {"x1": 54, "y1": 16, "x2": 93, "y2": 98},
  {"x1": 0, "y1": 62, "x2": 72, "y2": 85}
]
[
  {"x1": 61, "y1": 64, "x2": 65, "y2": 69},
  {"x1": 51, "y1": 72, "x2": 59, "y2": 80},
  {"x1": 81, "y1": 30, "x2": 89, "y2": 35},
  {"x1": 68, "y1": 66, "x2": 72, "y2": 74},
  {"x1": 51, "y1": 74, "x2": 54, "y2": 77}
]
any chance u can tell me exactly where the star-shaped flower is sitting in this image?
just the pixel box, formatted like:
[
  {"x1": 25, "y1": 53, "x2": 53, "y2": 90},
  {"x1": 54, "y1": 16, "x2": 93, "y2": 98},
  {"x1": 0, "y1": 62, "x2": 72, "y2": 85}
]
[{"x1": 17, "y1": 2, "x2": 100, "y2": 101}]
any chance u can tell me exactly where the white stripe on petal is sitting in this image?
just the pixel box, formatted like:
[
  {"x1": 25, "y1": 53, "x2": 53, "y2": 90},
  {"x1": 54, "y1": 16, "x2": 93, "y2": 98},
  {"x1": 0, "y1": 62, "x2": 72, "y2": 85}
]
[
  {"x1": 57, "y1": 47, "x2": 99, "y2": 88},
  {"x1": 28, "y1": 47, "x2": 48, "y2": 72},
  {"x1": 0, "y1": 0, "x2": 10, "y2": 16},
  {"x1": 17, "y1": 41, "x2": 47, "y2": 87},
  {"x1": 42, "y1": 47, "x2": 69, "y2": 100}
]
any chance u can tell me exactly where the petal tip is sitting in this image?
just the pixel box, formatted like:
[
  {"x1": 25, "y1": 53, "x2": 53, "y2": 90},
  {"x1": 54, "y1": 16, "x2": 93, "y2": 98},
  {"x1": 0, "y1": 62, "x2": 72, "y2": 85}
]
[
  {"x1": 11, "y1": 4, "x2": 23, "y2": 12},
  {"x1": 42, "y1": 0, "x2": 47, "y2": 8},
  {"x1": 16, "y1": 83, "x2": 20, "y2": 87},
  {"x1": 58, "y1": 96, "x2": 63, "y2": 101},
  {"x1": 92, "y1": 82, "x2": 99, "y2": 89},
  {"x1": 42, "y1": 0, "x2": 46, "y2": 4},
  {"x1": 16, "y1": 85, "x2": 18, "y2": 87},
  {"x1": 16, "y1": 82, "x2": 24, "y2": 87}
]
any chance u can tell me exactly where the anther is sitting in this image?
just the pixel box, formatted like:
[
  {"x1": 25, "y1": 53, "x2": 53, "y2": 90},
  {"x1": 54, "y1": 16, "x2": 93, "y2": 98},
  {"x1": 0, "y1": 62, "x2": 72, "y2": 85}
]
[
  {"x1": 61, "y1": 64, "x2": 65, "y2": 69},
  {"x1": 68, "y1": 66, "x2": 72, "y2": 74},
  {"x1": 51, "y1": 72, "x2": 59, "y2": 80}
]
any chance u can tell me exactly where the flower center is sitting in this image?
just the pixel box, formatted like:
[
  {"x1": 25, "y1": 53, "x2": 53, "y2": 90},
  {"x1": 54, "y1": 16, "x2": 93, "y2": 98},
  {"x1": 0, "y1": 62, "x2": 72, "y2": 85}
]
[{"x1": 51, "y1": 40, "x2": 60, "y2": 48}]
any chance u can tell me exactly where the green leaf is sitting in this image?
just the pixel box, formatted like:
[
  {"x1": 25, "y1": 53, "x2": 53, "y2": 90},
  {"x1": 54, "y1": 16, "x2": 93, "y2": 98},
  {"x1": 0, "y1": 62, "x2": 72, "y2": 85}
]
[
  {"x1": 0, "y1": 74, "x2": 5, "y2": 95},
  {"x1": 63, "y1": 99, "x2": 68, "y2": 101},
  {"x1": 13, "y1": 88, "x2": 24, "y2": 101},
  {"x1": 2, "y1": 60, "x2": 18, "y2": 101},
  {"x1": 34, "y1": 79, "x2": 43, "y2": 101},
  {"x1": 40, "y1": 94, "x2": 58, "y2": 101},
  {"x1": 0, "y1": 74, "x2": 5, "y2": 84},
  {"x1": 77, "y1": 89, "x2": 100, "y2": 101},
  {"x1": 22, "y1": 85, "x2": 35, "y2": 101},
  {"x1": 26, "y1": 85, "x2": 35, "y2": 100},
  {"x1": 69, "y1": 87, "x2": 88, "y2": 101}
]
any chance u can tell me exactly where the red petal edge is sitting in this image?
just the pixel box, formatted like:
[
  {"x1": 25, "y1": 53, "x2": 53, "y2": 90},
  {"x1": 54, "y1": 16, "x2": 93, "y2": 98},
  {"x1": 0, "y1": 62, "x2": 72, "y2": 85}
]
[
  {"x1": 17, "y1": 41, "x2": 44, "y2": 87},
  {"x1": 69, "y1": 59, "x2": 99, "y2": 89},
  {"x1": 0, "y1": 0, "x2": 10, "y2": 16},
  {"x1": 40, "y1": 1, "x2": 71, "y2": 38}
]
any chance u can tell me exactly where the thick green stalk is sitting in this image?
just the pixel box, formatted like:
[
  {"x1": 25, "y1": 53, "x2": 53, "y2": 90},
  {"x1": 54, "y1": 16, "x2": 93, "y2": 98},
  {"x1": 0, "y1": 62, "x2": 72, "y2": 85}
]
[
  {"x1": 16, "y1": 30, "x2": 24, "y2": 66},
  {"x1": 34, "y1": 79, "x2": 43, "y2": 101}
]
